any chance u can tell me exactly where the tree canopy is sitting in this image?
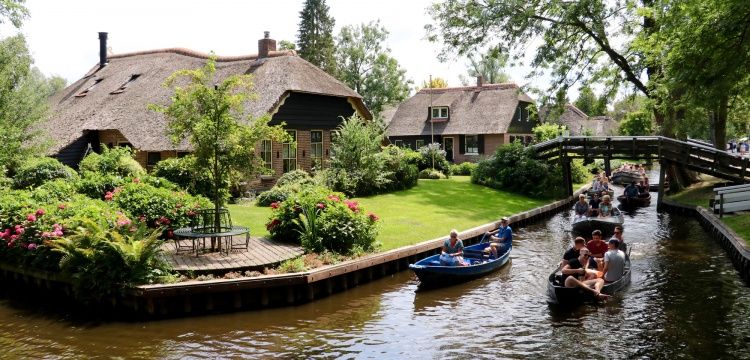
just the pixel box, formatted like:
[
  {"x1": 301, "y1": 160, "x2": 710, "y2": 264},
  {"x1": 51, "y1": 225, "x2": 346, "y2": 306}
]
[
  {"x1": 459, "y1": 49, "x2": 510, "y2": 85},
  {"x1": 335, "y1": 21, "x2": 412, "y2": 117},
  {"x1": 574, "y1": 86, "x2": 607, "y2": 116},
  {"x1": 297, "y1": 0, "x2": 337, "y2": 75},
  {"x1": 421, "y1": 77, "x2": 448, "y2": 89}
]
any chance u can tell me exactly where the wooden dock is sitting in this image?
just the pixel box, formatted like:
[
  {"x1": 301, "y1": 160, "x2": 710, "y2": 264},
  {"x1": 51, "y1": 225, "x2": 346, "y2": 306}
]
[{"x1": 162, "y1": 236, "x2": 304, "y2": 272}]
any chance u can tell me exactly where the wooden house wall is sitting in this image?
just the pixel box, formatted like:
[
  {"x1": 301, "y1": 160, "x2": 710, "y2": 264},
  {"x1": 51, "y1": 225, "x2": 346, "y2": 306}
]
[{"x1": 269, "y1": 92, "x2": 358, "y2": 129}]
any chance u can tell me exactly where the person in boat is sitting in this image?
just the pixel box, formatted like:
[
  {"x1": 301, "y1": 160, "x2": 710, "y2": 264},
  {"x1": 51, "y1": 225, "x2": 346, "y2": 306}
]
[
  {"x1": 588, "y1": 192, "x2": 601, "y2": 217},
  {"x1": 624, "y1": 181, "x2": 640, "y2": 200},
  {"x1": 574, "y1": 194, "x2": 589, "y2": 218},
  {"x1": 440, "y1": 229, "x2": 467, "y2": 266},
  {"x1": 598, "y1": 195, "x2": 613, "y2": 217},
  {"x1": 638, "y1": 165, "x2": 649, "y2": 188},
  {"x1": 610, "y1": 225, "x2": 627, "y2": 253},
  {"x1": 599, "y1": 177, "x2": 611, "y2": 196},
  {"x1": 586, "y1": 230, "x2": 609, "y2": 270},
  {"x1": 561, "y1": 248, "x2": 610, "y2": 301},
  {"x1": 485, "y1": 217, "x2": 512, "y2": 259},
  {"x1": 591, "y1": 177, "x2": 602, "y2": 194},
  {"x1": 602, "y1": 239, "x2": 626, "y2": 282},
  {"x1": 562, "y1": 236, "x2": 586, "y2": 267}
]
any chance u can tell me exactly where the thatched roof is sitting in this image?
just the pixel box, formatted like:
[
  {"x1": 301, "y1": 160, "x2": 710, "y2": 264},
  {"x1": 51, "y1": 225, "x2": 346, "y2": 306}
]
[
  {"x1": 385, "y1": 83, "x2": 534, "y2": 137},
  {"x1": 540, "y1": 104, "x2": 619, "y2": 136},
  {"x1": 45, "y1": 49, "x2": 366, "y2": 152}
]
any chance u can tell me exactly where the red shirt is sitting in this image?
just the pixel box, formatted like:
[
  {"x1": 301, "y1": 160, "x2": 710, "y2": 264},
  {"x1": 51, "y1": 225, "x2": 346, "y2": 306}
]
[{"x1": 586, "y1": 239, "x2": 608, "y2": 257}]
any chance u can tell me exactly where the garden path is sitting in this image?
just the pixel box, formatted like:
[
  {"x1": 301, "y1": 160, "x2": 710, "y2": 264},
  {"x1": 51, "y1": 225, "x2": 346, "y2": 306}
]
[{"x1": 161, "y1": 236, "x2": 303, "y2": 272}]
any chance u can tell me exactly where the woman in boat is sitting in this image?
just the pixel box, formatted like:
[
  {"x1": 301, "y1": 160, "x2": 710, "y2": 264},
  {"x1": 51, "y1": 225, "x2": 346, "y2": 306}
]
[
  {"x1": 561, "y1": 248, "x2": 610, "y2": 301},
  {"x1": 440, "y1": 229, "x2": 467, "y2": 266},
  {"x1": 598, "y1": 195, "x2": 613, "y2": 217},
  {"x1": 600, "y1": 177, "x2": 611, "y2": 196},
  {"x1": 574, "y1": 194, "x2": 589, "y2": 218}
]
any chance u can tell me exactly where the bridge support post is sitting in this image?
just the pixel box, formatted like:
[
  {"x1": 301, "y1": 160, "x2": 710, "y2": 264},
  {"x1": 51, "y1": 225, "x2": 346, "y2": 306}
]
[
  {"x1": 604, "y1": 157, "x2": 611, "y2": 177},
  {"x1": 657, "y1": 160, "x2": 668, "y2": 211},
  {"x1": 561, "y1": 157, "x2": 573, "y2": 197}
]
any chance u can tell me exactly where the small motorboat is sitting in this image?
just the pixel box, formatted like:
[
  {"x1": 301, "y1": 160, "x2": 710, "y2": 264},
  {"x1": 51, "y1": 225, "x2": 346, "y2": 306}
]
[
  {"x1": 611, "y1": 170, "x2": 644, "y2": 185},
  {"x1": 547, "y1": 248, "x2": 632, "y2": 305},
  {"x1": 617, "y1": 192, "x2": 651, "y2": 207},
  {"x1": 571, "y1": 208, "x2": 624, "y2": 237},
  {"x1": 409, "y1": 238, "x2": 512, "y2": 288}
]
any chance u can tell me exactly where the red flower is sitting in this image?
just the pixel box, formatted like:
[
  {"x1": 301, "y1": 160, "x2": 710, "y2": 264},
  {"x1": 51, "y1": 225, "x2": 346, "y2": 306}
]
[
  {"x1": 166, "y1": 230, "x2": 174, "y2": 239},
  {"x1": 36, "y1": 208, "x2": 46, "y2": 216},
  {"x1": 132, "y1": 177, "x2": 141, "y2": 183},
  {"x1": 368, "y1": 212, "x2": 379, "y2": 222},
  {"x1": 266, "y1": 219, "x2": 281, "y2": 231},
  {"x1": 317, "y1": 203, "x2": 326, "y2": 210},
  {"x1": 104, "y1": 191, "x2": 114, "y2": 201},
  {"x1": 344, "y1": 200, "x2": 359, "y2": 212},
  {"x1": 26, "y1": 213, "x2": 37, "y2": 222},
  {"x1": 27, "y1": 243, "x2": 37, "y2": 250},
  {"x1": 58, "y1": 203, "x2": 67, "y2": 210},
  {"x1": 0, "y1": 229, "x2": 10, "y2": 239},
  {"x1": 270, "y1": 202, "x2": 280, "y2": 209},
  {"x1": 327, "y1": 195, "x2": 341, "y2": 202}
]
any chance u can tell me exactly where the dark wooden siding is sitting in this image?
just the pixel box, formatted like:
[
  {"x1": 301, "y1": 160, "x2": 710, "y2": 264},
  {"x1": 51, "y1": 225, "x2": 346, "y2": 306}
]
[
  {"x1": 269, "y1": 92, "x2": 358, "y2": 130},
  {"x1": 507, "y1": 102, "x2": 538, "y2": 134},
  {"x1": 54, "y1": 131, "x2": 99, "y2": 169}
]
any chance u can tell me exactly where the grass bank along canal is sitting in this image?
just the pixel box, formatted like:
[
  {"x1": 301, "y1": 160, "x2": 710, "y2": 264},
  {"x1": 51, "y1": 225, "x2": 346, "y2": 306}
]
[{"x1": 2, "y1": 183, "x2": 750, "y2": 358}]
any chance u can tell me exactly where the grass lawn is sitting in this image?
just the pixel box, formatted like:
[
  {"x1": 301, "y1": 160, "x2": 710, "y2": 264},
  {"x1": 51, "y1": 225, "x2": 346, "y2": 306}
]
[{"x1": 228, "y1": 176, "x2": 549, "y2": 251}]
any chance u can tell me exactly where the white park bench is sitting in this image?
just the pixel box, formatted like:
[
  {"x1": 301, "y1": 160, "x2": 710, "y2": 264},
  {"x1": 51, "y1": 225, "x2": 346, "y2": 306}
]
[{"x1": 712, "y1": 183, "x2": 750, "y2": 217}]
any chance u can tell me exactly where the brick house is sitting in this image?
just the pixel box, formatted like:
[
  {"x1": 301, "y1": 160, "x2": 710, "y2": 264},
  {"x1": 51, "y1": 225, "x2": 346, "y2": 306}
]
[
  {"x1": 384, "y1": 77, "x2": 537, "y2": 163},
  {"x1": 44, "y1": 32, "x2": 371, "y2": 186}
]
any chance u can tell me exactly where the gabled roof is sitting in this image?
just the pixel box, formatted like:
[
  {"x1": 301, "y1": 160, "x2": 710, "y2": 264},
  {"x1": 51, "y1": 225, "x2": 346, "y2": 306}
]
[
  {"x1": 539, "y1": 104, "x2": 619, "y2": 136},
  {"x1": 385, "y1": 83, "x2": 534, "y2": 136},
  {"x1": 45, "y1": 49, "x2": 366, "y2": 152}
]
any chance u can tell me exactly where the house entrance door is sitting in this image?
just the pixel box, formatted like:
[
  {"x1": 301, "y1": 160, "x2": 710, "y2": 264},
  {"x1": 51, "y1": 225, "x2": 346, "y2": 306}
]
[{"x1": 443, "y1": 137, "x2": 454, "y2": 162}]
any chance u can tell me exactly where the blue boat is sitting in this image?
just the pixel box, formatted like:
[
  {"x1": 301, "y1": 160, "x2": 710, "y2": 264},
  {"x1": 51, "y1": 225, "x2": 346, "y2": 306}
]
[{"x1": 408, "y1": 238, "x2": 512, "y2": 287}]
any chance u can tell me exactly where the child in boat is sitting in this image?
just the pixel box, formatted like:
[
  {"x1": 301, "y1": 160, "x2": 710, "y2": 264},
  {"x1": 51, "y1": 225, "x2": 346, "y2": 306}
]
[{"x1": 440, "y1": 229, "x2": 467, "y2": 266}]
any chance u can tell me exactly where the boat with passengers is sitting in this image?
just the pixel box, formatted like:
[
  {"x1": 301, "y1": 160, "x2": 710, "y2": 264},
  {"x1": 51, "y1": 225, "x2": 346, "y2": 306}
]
[{"x1": 547, "y1": 247, "x2": 632, "y2": 305}]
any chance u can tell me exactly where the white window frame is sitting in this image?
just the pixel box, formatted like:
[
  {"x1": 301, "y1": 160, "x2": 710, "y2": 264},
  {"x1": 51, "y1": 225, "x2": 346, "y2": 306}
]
[
  {"x1": 282, "y1": 130, "x2": 297, "y2": 173},
  {"x1": 465, "y1": 134, "x2": 479, "y2": 155},
  {"x1": 431, "y1": 106, "x2": 449, "y2": 119},
  {"x1": 415, "y1": 139, "x2": 425, "y2": 148},
  {"x1": 394, "y1": 140, "x2": 404, "y2": 148},
  {"x1": 310, "y1": 130, "x2": 323, "y2": 171},
  {"x1": 260, "y1": 139, "x2": 272, "y2": 170}
]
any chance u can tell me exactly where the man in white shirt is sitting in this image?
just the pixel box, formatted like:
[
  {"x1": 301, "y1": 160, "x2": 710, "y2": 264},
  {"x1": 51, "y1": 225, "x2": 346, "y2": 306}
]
[{"x1": 602, "y1": 239, "x2": 626, "y2": 282}]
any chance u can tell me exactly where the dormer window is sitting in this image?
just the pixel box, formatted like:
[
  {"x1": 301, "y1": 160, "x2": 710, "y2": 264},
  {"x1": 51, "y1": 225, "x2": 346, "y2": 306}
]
[
  {"x1": 110, "y1": 74, "x2": 141, "y2": 94},
  {"x1": 75, "y1": 79, "x2": 103, "y2": 97},
  {"x1": 431, "y1": 106, "x2": 449, "y2": 120}
]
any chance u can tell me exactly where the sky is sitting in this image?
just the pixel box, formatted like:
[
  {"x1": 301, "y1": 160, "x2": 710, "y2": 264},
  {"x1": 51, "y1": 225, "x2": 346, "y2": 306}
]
[{"x1": 12, "y1": 0, "x2": 545, "y2": 94}]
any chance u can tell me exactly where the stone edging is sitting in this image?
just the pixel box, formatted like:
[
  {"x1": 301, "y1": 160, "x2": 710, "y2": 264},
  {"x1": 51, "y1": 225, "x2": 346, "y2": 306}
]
[{"x1": 660, "y1": 199, "x2": 750, "y2": 284}]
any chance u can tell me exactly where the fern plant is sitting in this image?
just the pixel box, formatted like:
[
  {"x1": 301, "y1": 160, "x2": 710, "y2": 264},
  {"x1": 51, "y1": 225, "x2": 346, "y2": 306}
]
[{"x1": 293, "y1": 203, "x2": 322, "y2": 253}]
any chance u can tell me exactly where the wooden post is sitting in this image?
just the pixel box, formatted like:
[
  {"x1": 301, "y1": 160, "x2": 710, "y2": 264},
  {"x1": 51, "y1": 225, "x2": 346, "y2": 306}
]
[
  {"x1": 561, "y1": 157, "x2": 573, "y2": 197},
  {"x1": 657, "y1": 160, "x2": 668, "y2": 210},
  {"x1": 720, "y1": 193, "x2": 724, "y2": 218},
  {"x1": 604, "y1": 157, "x2": 611, "y2": 177}
]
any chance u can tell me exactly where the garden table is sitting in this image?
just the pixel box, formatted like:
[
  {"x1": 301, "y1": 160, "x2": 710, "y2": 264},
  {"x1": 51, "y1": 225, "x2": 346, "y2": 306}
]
[{"x1": 173, "y1": 226, "x2": 250, "y2": 257}]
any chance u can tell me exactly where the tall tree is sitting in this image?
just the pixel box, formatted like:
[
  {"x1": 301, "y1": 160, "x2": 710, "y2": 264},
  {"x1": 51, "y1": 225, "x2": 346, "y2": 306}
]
[
  {"x1": 336, "y1": 21, "x2": 412, "y2": 117},
  {"x1": 297, "y1": 0, "x2": 337, "y2": 75},
  {"x1": 459, "y1": 49, "x2": 510, "y2": 85},
  {"x1": 574, "y1": 86, "x2": 598, "y2": 116},
  {"x1": 150, "y1": 57, "x2": 289, "y2": 232},
  {"x1": 0, "y1": 0, "x2": 28, "y2": 30},
  {"x1": 278, "y1": 40, "x2": 296, "y2": 51}
]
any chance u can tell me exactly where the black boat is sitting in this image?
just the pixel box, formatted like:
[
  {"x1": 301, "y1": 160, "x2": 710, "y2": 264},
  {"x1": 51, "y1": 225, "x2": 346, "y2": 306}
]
[
  {"x1": 617, "y1": 192, "x2": 651, "y2": 207},
  {"x1": 547, "y1": 248, "x2": 632, "y2": 305},
  {"x1": 570, "y1": 207, "x2": 624, "y2": 237}
]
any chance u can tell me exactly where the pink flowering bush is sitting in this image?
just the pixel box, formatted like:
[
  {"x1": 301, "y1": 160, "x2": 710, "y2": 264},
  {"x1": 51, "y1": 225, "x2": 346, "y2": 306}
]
[{"x1": 267, "y1": 185, "x2": 379, "y2": 254}]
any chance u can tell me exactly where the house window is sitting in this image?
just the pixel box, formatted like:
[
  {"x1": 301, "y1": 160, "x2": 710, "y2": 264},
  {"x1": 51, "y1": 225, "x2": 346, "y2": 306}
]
[
  {"x1": 431, "y1": 106, "x2": 449, "y2": 119},
  {"x1": 416, "y1": 139, "x2": 425, "y2": 148},
  {"x1": 310, "y1": 131, "x2": 323, "y2": 170},
  {"x1": 465, "y1": 135, "x2": 479, "y2": 154},
  {"x1": 261, "y1": 140, "x2": 272, "y2": 170},
  {"x1": 394, "y1": 140, "x2": 404, "y2": 147},
  {"x1": 282, "y1": 130, "x2": 297, "y2": 173},
  {"x1": 147, "y1": 152, "x2": 161, "y2": 166},
  {"x1": 75, "y1": 79, "x2": 102, "y2": 97},
  {"x1": 177, "y1": 151, "x2": 190, "y2": 158},
  {"x1": 110, "y1": 74, "x2": 141, "y2": 94}
]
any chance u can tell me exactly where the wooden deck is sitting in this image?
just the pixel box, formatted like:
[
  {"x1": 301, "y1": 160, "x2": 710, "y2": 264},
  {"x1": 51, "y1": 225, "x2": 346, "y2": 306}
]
[{"x1": 161, "y1": 236, "x2": 304, "y2": 272}]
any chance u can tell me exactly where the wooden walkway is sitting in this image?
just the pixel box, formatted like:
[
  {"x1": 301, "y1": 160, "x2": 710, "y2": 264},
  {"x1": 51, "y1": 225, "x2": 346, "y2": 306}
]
[{"x1": 161, "y1": 236, "x2": 304, "y2": 272}]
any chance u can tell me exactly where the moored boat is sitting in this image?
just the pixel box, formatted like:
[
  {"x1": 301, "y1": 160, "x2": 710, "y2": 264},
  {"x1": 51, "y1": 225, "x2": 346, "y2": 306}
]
[
  {"x1": 571, "y1": 208, "x2": 624, "y2": 237},
  {"x1": 611, "y1": 170, "x2": 644, "y2": 185},
  {"x1": 547, "y1": 248, "x2": 632, "y2": 305},
  {"x1": 617, "y1": 192, "x2": 651, "y2": 207},
  {"x1": 409, "y1": 240, "x2": 512, "y2": 287}
]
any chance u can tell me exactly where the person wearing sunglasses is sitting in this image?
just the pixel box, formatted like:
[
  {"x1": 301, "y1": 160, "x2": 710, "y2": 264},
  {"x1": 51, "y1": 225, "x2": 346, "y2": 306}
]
[
  {"x1": 610, "y1": 225, "x2": 626, "y2": 253},
  {"x1": 561, "y1": 248, "x2": 610, "y2": 301}
]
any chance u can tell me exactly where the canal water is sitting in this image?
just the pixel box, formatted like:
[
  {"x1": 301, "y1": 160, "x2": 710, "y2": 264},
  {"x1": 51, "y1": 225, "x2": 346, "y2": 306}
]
[{"x1": 2, "y1": 188, "x2": 750, "y2": 359}]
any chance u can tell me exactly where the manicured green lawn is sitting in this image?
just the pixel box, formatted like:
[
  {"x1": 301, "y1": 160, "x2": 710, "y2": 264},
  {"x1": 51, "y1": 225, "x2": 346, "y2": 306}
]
[
  {"x1": 229, "y1": 176, "x2": 548, "y2": 251},
  {"x1": 719, "y1": 216, "x2": 750, "y2": 246}
]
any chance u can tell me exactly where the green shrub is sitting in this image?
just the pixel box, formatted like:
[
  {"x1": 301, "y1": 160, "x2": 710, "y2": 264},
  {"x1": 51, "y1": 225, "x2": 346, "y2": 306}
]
[
  {"x1": 256, "y1": 184, "x2": 300, "y2": 207},
  {"x1": 416, "y1": 142, "x2": 451, "y2": 176},
  {"x1": 450, "y1": 162, "x2": 477, "y2": 176},
  {"x1": 532, "y1": 123, "x2": 566, "y2": 143},
  {"x1": 112, "y1": 182, "x2": 210, "y2": 231},
  {"x1": 152, "y1": 156, "x2": 214, "y2": 198},
  {"x1": 31, "y1": 179, "x2": 78, "y2": 203},
  {"x1": 135, "y1": 175, "x2": 179, "y2": 191},
  {"x1": 619, "y1": 111, "x2": 654, "y2": 136},
  {"x1": 277, "y1": 256, "x2": 307, "y2": 273},
  {"x1": 275, "y1": 169, "x2": 314, "y2": 187},
  {"x1": 74, "y1": 173, "x2": 126, "y2": 199},
  {"x1": 79, "y1": 146, "x2": 145, "y2": 177},
  {"x1": 12, "y1": 157, "x2": 77, "y2": 189},
  {"x1": 329, "y1": 115, "x2": 392, "y2": 196},
  {"x1": 419, "y1": 169, "x2": 447, "y2": 179},
  {"x1": 266, "y1": 185, "x2": 379, "y2": 254},
  {"x1": 380, "y1": 145, "x2": 419, "y2": 191}
]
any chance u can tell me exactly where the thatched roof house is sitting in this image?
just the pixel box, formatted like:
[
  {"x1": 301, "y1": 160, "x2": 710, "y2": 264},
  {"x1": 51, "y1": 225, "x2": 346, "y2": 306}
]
[
  {"x1": 539, "y1": 104, "x2": 618, "y2": 136},
  {"x1": 45, "y1": 32, "x2": 370, "y2": 183},
  {"x1": 385, "y1": 78, "x2": 536, "y2": 163}
]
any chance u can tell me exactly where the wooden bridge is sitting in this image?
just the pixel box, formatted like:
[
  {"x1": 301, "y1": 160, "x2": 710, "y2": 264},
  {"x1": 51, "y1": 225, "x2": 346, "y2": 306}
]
[{"x1": 531, "y1": 136, "x2": 750, "y2": 202}]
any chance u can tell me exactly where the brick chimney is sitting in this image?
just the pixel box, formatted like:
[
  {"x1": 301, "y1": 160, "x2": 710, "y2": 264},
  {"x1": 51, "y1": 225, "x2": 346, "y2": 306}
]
[
  {"x1": 476, "y1": 75, "x2": 484, "y2": 87},
  {"x1": 98, "y1": 32, "x2": 108, "y2": 67},
  {"x1": 258, "y1": 31, "x2": 277, "y2": 58}
]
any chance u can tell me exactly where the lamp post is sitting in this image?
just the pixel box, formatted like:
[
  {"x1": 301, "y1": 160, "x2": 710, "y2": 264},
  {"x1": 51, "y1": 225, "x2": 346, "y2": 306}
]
[{"x1": 429, "y1": 75, "x2": 435, "y2": 170}]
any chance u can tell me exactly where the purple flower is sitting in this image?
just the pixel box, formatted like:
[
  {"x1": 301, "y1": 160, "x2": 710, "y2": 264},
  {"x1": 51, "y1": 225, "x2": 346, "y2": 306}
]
[{"x1": 27, "y1": 243, "x2": 37, "y2": 250}]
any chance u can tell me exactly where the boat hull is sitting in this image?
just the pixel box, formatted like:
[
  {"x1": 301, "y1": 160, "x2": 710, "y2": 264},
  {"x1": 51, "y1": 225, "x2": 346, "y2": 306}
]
[
  {"x1": 571, "y1": 210, "x2": 624, "y2": 237},
  {"x1": 547, "y1": 257, "x2": 632, "y2": 305},
  {"x1": 611, "y1": 171, "x2": 644, "y2": 185},
  {"x1": 617, "y1": 193, "x2": 651, "y2": 207},
  {"x1": 409, "y1": 242, "x2": 512, "y2": 288}
]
